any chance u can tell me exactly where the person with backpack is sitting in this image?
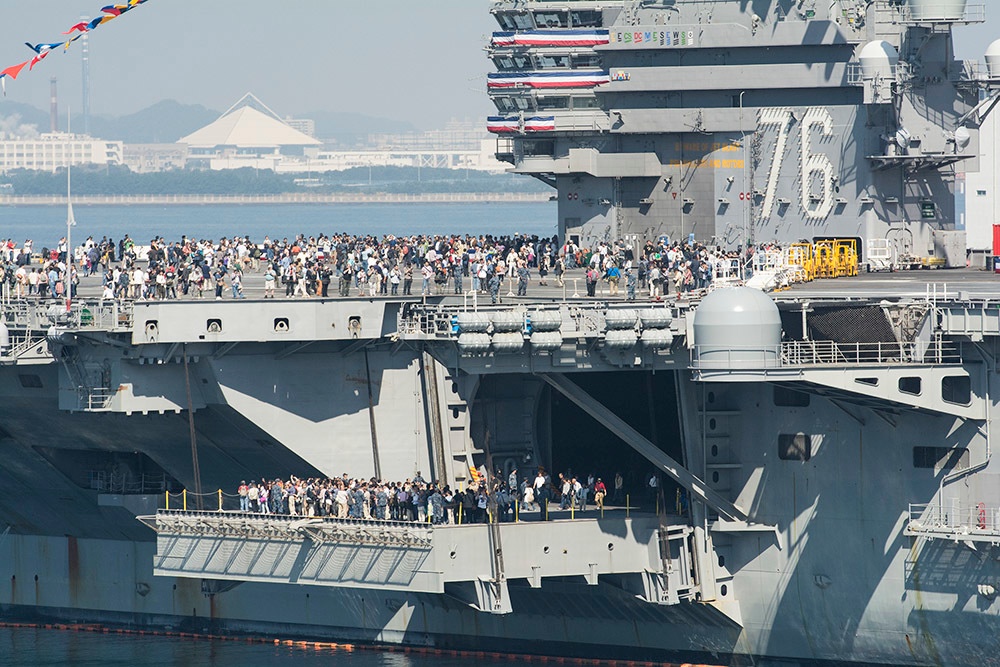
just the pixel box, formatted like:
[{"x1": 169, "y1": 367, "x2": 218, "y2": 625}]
[{"x1": 238, "y1": 481, "x2": 249, "y2": 512}]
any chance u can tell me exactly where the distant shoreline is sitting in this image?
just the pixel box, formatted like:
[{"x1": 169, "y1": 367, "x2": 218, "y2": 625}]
[{"x1": 0, "y1": 193, "x2": 553, "y2": 206}]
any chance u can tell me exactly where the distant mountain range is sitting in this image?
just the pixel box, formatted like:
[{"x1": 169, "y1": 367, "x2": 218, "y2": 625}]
[{"x1": 0, "y1": 100, "x2": 417, "y2": 146}]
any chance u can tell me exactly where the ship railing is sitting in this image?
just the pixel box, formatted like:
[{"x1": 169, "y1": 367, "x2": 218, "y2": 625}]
[
  {"x1": 78, "y1": 387, "x2": 114, "y2": 411},
  {"x1": 0, "y1": 300, "x2": 45, "y2": 329},
  {"x1": 6, "y1": 333, "x2": 45, "y2": 359},
  {"x1": 907, "y1": 501, "x2": 1000, "y2": 539},
  {"x1": 846, "y1": 62, "x2": 912, "y2": 86},
  {"x1": 846, "y1": 63, "x2": 863, "y2": 86},
  {"x1": 783, "y1": 339, "x2": 961, "y2": 366},
  {"x1": 888, "y1": 1, "x2": 986, "y2": 24},
  {"x1": 62, "y1": 301, "x2": 135, "y2": 330},
  {"x1": 955, "y1": 60, "x2": 989, "y2": 85},
  {"x1": 0, "y1": 299, "x2": 134, "y2": 332},
  {"x1": 148, "y1": 508, "x2": 435, "y2": 548},
  {"x1": 691, "y1": 339, "x2": 961, "y2": 369},
  {"x1": 89, "y1": 471, "x2": 169, "y2": 495}
]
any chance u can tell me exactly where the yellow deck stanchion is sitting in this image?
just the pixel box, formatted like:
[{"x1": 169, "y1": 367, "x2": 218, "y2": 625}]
[
  {"x1": 183, "y1": 489, "x2": 187, "y2": 511},
  {"x1": 218, "y1": 489, "x2": 223, "y2": 512},
  {"x1": 165, "y1": 491, "x2": 169, "y2": 511}
]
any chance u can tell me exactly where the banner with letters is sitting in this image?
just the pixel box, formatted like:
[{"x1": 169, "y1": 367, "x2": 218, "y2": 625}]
[{"x1": 608, "y1": 27, "x2": 697, "y2": 48}]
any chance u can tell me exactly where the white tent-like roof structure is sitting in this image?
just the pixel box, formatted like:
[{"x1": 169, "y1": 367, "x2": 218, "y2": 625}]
[{"x1": 179, "y1": 93, "x2": 320, "y2": 148}]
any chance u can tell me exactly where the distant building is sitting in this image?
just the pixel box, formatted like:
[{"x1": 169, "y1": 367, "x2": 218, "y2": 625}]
[
  {"x1": 284, "y1": 117, "x2": 316, "y2": 139},
  {"x1": 124, "y1": 144, "x2": 188, "y2": 173},
  {"x1": 284, "y1": 141, "x2": 508, "y2": 174},
  {"x1": 369, "y1": 119, "x2": 486, "y2": 151},
  {"x1": 176, "y1": 97, "x2": 505, "y2": 174},
  {"x1": 0, "y1": 132, "x2": 123, "y2": 173},
  {"x1": 178, "y1": 93, "x2": 321, "y2": 170}
]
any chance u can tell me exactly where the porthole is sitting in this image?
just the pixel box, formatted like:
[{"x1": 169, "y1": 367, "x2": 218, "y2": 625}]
[
  {"x1": 711, "y1": 445, "x2": 719, "y2": 457},
  {"x1": 720, "y1": 584, "x2": 728, "y2": 597},
  {"x1": 709, "y1": 418, "x2": 717, "y2": 430},
  {"x1": 712, "y1": 471, "x2": 720, "y2": 483}
]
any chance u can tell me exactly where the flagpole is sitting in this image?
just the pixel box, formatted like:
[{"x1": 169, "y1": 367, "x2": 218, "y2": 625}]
[{"x1": 66, "y1": 108, "x2": 74, "y2": 313}]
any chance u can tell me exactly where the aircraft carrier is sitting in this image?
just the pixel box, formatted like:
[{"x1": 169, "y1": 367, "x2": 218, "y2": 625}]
[{"x1": 2, "y1": 1, "x2": 1000, "y2": 665}]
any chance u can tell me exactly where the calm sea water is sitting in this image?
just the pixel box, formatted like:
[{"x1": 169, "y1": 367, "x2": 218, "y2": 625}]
[
  {"x1": 0, "y1": 627, "x2": 496, "y2": 667},
  {"x1": 0, "y1": 202, "x2": 558, "y2": 248}
]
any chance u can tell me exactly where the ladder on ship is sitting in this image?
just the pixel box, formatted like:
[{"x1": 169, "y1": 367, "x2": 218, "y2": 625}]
[{"x1": 61, "y1": 357, "x2": 113, "y2": 412}]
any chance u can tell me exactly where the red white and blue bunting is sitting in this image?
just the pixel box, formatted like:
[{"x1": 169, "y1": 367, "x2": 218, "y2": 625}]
[
  {"x1": 486, "y1": 116, "x2": 556, "y2": 134},
  {"x1": 488, "y1": 70, "x2": 610, "y2": 89},
  {"x1": 491, "y1": 30, "x2": 610, "y2": 48}
]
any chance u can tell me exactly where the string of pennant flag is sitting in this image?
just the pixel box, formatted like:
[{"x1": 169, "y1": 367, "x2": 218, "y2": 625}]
[{"x1": 0, "y1": 0, "x2": 153, "y2": 95}]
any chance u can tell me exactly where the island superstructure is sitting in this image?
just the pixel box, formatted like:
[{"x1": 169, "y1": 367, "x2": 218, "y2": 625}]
[{"x1": 487, "y1": 0, "x2": 997, "y2": 266}]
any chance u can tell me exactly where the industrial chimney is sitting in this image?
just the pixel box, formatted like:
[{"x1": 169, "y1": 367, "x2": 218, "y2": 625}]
[{"x1": 50, "y1": 77, "x2": 58, "y2": 133}]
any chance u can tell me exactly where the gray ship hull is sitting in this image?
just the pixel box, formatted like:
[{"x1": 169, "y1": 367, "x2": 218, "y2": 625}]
[
  {"x1": 0, "y1": 294, "x2": 997, "y2": 667},
  {"x1": 0, "y1": 533, "x2": 742, "y2": 664}
]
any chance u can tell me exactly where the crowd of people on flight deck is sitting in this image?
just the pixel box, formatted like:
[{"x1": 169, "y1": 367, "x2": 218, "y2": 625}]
[{"x1": 0, "y1": 232, "x2": 766, "y2": 304}]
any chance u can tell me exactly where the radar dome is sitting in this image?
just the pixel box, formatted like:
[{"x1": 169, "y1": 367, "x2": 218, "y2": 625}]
[
  {"x1": 954, "y1": 126, "x2": 971, "y2": 152},
  {"x1": 692, "y1": 288, "x2": 782, "y2": 370},
  {"x1": 986, "y1": 39, "x2": 1000, "y2": 78},
  {"x1": 858, "y1": 41, "x2": 899, "y2": 79},
  {"x1": 905, "y1": 0, "x2": 967, "y2": 21}
]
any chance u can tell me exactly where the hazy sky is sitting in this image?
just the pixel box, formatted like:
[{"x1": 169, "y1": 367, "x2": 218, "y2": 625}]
[
  {"x1": 0, "y1": 0, "x2": 498, "y2": 128},
  {"x1": 0, "y1": 1, "x2": 997, "y2": 129}
]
